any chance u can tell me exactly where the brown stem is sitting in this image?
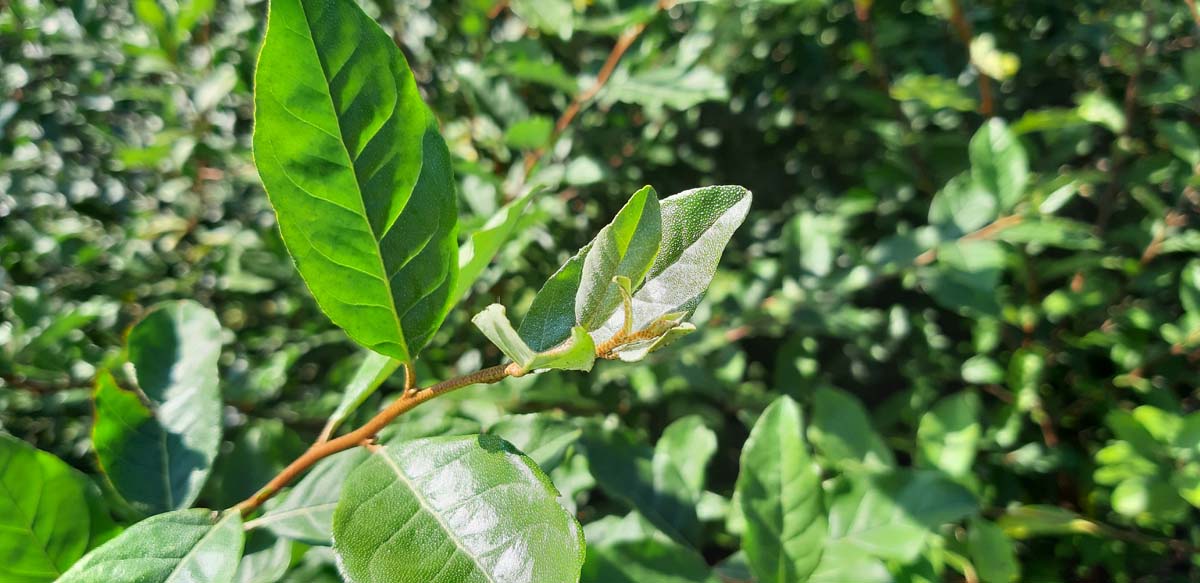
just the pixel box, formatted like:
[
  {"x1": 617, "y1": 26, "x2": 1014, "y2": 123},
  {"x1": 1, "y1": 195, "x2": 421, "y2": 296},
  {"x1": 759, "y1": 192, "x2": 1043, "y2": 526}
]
[
  {"x1": 233, "y1": 364, "x2": 512, "y2": 517},
  {"x1": 946, "y1": 0, "x2": 994, "y2": 117},
  {"x1": 1186, "y1": 0, "x2": 1200, "y2": 30},
  {"x1": 1095, "y1": 5, "x2": 1154, "y2": 235},
  {"x1": 913, "y1": 214, "x2": 1024, "y2": 266},
  {"x1": 517, "y1": 0, "x2": 671, "y2": 183}
]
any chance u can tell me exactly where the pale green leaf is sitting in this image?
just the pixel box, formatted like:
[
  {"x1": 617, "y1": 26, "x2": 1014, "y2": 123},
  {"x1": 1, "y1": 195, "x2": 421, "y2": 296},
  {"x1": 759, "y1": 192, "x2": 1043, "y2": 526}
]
[
  {"x1": 654, "y1": 415, "x2": 717, "y2": 497},
  {"x1": 58, "y1": 510, "x2": 243, "y2": 583},
  {"x1": 254, "y1": 0, "x2": 458, "y2": 364},
  {"x1": 321, "y1": 352, "x2": 403, "y2": 440},
  {"x1": 472, "y1": 304, "x2": 595, "y2": 373},
  {"x1": 808, "y1": 387, "x2": 894, "y2": 472},
  {"x1": 969, "y1": 119, "x2": 1029, "y2": 212},
  {"x1": 92, "y1": 301, "x2": 222, "y2": 514},
  {"x1": 968, "y1": 517, "x2": 1019, "y2": 583},
  {"x1": 455, "y1": 189, "x2": 537, "y2": 303},
  {"x1": 486, "y1": 413, "x2": 581, "y2": 474}
]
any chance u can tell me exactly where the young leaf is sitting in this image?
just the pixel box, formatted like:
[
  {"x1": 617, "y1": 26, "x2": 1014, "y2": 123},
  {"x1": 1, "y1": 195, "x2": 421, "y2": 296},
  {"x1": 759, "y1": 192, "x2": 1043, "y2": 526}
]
[
  {"x1": 472, "y1": 304, "x2": 596, "y2": 374},
  {"x1": 254, "y1": 0, "x2": 458, "y2": 364},
  {"x1": 57, "y1": 509, "x2": 244, "y2": 583},
  {"x1": 735, "y1": 396, "x2": 827, "y2": 583},
  {"x1": 519, "y1": 185, "x2": 750, "y2": 359},
  {"x1": 332, "y1": 434, "x2": 585, "y2": 583},
  {"x1": 455, "y1": 189, "x2": 537, "y2": 303},
  {"x1": 591, "y1": 185, "x2": 751, "y2": 344},
  {"x1": 576, "y1": 186, "x2": 662, "y2": 330},
  {"x1": 92, "y1": 301, "x2": 222, "y2": 514},
  {"x1": 0, "y1": 434, "x2": 118, "y2": 583},
  {"x1": 970, "y1": 118, "x2": 1029, "y2": 212}
]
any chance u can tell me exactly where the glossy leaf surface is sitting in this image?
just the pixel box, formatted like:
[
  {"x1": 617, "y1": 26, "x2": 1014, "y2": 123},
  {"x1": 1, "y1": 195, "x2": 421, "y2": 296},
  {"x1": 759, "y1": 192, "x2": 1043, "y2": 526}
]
[
  {"x1": 92, "y1": 301, "x2": 222, "y2": 514},
  {"x1": 254, "y1": 0, "x2": 458, "y2": 363},
  {"x1": 332, "y1": 434, "x2": 584, "y2": 583}
]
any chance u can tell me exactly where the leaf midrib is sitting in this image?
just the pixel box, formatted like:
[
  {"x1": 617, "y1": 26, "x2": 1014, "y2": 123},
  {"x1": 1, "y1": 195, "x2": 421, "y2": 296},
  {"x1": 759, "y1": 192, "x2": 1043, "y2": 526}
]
[{"x1": 293, "y1": 0, "x2": 412, "y2": 363}]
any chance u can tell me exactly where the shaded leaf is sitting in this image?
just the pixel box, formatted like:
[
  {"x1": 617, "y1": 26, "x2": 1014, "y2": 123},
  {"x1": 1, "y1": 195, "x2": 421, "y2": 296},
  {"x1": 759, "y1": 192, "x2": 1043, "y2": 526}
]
[
  {"x1": 916, "y1": 391, "x2": 982, "y2": 479},
  {"x1": 92, "y1": 301, "x2": 222, "y2": 514},
  {"x1": 808, "y1": 387, "x2": 894, "y2": 472},
  {"x1": 455, "y1": 189, "x2": 537, "y2": 303}
]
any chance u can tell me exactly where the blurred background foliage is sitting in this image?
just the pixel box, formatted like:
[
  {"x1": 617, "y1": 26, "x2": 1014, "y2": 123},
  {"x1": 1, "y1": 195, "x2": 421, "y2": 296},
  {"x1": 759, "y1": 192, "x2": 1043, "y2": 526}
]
[{"x1": 2, "y1": 0, "x2": 1200, "y2": 581}]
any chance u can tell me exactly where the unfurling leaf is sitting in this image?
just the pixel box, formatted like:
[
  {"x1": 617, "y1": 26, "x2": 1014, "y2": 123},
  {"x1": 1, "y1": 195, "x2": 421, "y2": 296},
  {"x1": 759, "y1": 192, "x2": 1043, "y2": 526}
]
[
  {"x1": 472, "y1": 303, "x2": 596, "y2": 374},
  {"x1": 514, "y1": 185, "x2": 750, "y2": 364},
  {"x1": 255, "y1": 0, "x2": 458, "y2": 364}
]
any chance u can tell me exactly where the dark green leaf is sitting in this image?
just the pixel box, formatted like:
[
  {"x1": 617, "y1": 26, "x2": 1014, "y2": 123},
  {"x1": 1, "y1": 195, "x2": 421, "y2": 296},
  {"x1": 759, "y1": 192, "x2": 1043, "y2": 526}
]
[
  {"x1": 254, "y1": 0, "x2": 458, "y2": 363},
  {"x1": 968, "y1": 517, "x2": 1019, "y2": 583}
]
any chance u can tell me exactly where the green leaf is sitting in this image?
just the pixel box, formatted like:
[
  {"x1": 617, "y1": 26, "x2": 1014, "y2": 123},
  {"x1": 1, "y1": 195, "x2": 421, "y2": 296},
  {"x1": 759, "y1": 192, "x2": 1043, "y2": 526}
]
[
  {"x1": 257, "y1": 448, "x2": 368, "y2": 545},
  {"x1": 969, "y1": 118, "x2": 1029, "y2": 212},
  {"x1": 997, "y1": 505, "x2": 1097, "y2": 539},
  {"x1": 590, "y1": 185, "x2": 752, "y2": 345},
  {"x1": 455, "y1": 189, "x2": 536, "y2": 303},
  {"x1": 510, "y1": 0, "x2": 574, "y2": 39},
  {"x1": 581, "y1": 514, "x2": 717, "y2": 583},
  {"x1": 654, "y1": 415, "x2": 717, "y2": 497},
  {"x1": 92, "y1": 301, "x2": 222, "y2": 514},
  {"x1": 254, "y1": 0, "x2": 459, "y2": 364},
  {"x1": 0, "y1": 434, "x2": 117, "y2": 583},
  {"x1": 923, "y1": 240, "x2": 1005, "y2": 317},
  {"x1": 472, "y1": 304, "x2": 596, "y2": 373},
  {"x1": 825, "y1": 470, "x2": 978, "y2": 562},
  {"x1": 968, "y1": 517, "x2": 1019, "y2": 583},
  {"x1": 486, "y1": 412, "x2": 582, "y2": 473},
  {"x1": 321, "y1": 351, "x2": 403, "y2": 440},
  {"x1": 58, "y1": 509, "x2": 244, "y2": 583},
  {"x1": 504, "y1": 116, "x2": 554, "y2": 149},
  {"x1": 929, "y1": 173, "x2": 996, "y2": 237},
  {"x1": 581, "y1": 426, "x2": 701, "y2": 546},
  {"x1": 332, "y1": 434, "x2": 584, "y2": 583},
  {"x1": 577, "y1": 186, "x2": 662, "y2": 331},
  {"x1": 735, "y1": 396, "x2": 827, "y2": 583},
  {"x1": 234, "y1": 529, "x2": 291, "y2": 583},
  {"x1": 806, "y1": 540, "x2": 890, "y2": 583},
  {"x1": 603, "y1": 67, "x2": 730, "y2": 111},
  {"x1": 916, "y1": 391, "x2": 982, "y2": 479},
  {"x1": 808, "y1": 387, "x2": 894, "y2": 472}
]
